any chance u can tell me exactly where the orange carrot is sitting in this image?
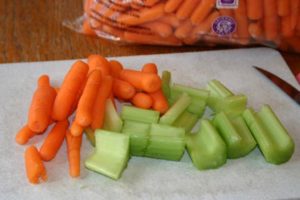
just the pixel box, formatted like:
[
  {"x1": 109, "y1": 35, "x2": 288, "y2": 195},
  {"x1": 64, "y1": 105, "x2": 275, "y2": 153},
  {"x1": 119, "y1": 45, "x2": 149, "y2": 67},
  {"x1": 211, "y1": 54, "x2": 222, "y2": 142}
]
[
  {"x1": 109, "y1": 60, "x2": 124, "y2": 78},
  {"x1": 291, "y1": 0, "x2": 300, "y2": 29},
  {"x1": 39, "y1": 120, "x2": 69, "y2": 161},
  {"x1": 88, "y1": 54, "x2": 111, "y2": 76},
  {"x1": 25, "y1": 146, "x2": 47, "y2": 184},
  {"x1": 75, "y1": 70, "x2": 102, "y2": 127},
  {"x1": 15, "y1": 125, "x2": 37, "y2": 145},
  {"x1": 91, "y1": 76, "x2": 113, "y2": 129},
  {"x1": 219, "y1": 9, "x2": 234, "y2": 17},
  {"x1": 69, "y1": 76, "x2": 88, "y2": 116},
  {"x1": 193, "y1": 11, "x2": 219, "y2": 35},
  {"x1": 190, "y1": 0, "x2": 215, "y2": 25},
  {"x1": 246, "y1": 0, "x2": 263, "y2": 20},
  {"x1": 66, "y1": 130, "x2": 82, "y2": 177},
  {"x1": 263, "y1": 0, "x2": 279, "y2": 41},
  {"x1": 159, "y1": 14, "x2": 181, "y2": 28},
  {"x1": 113, "y1": 78, "x2": 136, "y2": 100},
  {"x1": 149, "y1": 90, "x2": 169, "y2": 114},
  {"x1": 119, "y1": 69, "x2": 162, "y2": 93},
  {"x1": 281, "y1": 16, "x2": 295, "y2": 37},
  {"x1": 175, "y1": 20, "x2": 194, "y2": 39},
  {"x1": 101, "y1": 25, "x2": 124, "y2": 38},
  {"x1": 234, "y1": 0, "x2": 250, "y2": 44},
  {"x1": 131, "y1": 92, "x2": 153, "y2": 109},
  {"x1": 84, "y1": 0, "x2": 94, "y2": 13},
  {"x1": 70, "y1": 121, "x2": 84, "y2": 137},
  {"x1": 277, "y1": 0, "x2": 290, "y2": 17},
  {"x1": 164, "y1": 0, "x2": 184, "y2": 13},
  {"x1": 82, "y1": 19, "x2": 96, "y2": 36},
  {"x1": 142, "y1": 63, "x2": 158, "y2": 74},
  {"x1": 28, "y1": 75, "x2": 56, "y2": 133},
  {"x1": 142, "y1": 21, "x2": 173, "y2": 38},
  {"x1": 52, "y1": 61, "x2": 89, "y2": 121},
  {"x1": 249, "y1": 22, "x2": 264, "y2": 39},
  {"x1": 176, "y1": 0, "x2": 200, "y2": 20}
]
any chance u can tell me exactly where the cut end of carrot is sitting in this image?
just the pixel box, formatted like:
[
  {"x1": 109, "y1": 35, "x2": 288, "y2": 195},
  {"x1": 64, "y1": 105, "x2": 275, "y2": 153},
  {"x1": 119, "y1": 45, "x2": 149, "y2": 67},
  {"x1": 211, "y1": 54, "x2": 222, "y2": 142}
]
[
  {"x1": 142, "y1": 75, "x2": 162, "y2": 93},
  {"x1": 15, "y1": 125, "x2": 36, "y2": 145},
  {"x1": 38, "y1": 75, "x2": 50, "y2": 87},
  {"x1": 70, "y1": 121, "x2": 84, "y2": 137}
]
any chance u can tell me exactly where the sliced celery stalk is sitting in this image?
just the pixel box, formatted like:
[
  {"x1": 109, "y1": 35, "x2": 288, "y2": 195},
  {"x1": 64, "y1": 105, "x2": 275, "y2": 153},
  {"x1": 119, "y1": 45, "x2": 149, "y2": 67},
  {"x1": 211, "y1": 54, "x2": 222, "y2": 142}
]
[
  {"x1": 173, "y1": 111, "x2": 199, "y2": 133},
  {"x1": 213, "y1": 112, "x2": 256, "y2": 158},
  {"x1": 85, "y1": 130, "x2": 130, "y2": 180},
  {"x1": 207, "y1": 79, "x2": 233, "y2": 97},
  {"x1": 162, "y1": 70, "x2": 171, "y2": 99},
  {"x1": 145, "y1": 124, "x2": 185, "y2": 161},
  {"x1": 84, "y1": 128, "x2": 95, "y2": 147},
  {"x1": 172, "y1": 84, "x2": 210, "y2": 100},
  {"x1": 121, "y1": 120, "x2": 150, "y2": 156},
  {"x1": 103, "y1": 99, "x2": 123, "y2": 132},
  {"x1": 186, "y1": 120, "x2": 227, "y2": 170},
  {"x1": 243, "y1": 106, "x2": 294, "y2": 164},
  {"x1": 160, "y1": 93, "x2": 191, "y2": 125},
  {"x1": 121, "y1": 105, "x2": 160, "y2": 124}
]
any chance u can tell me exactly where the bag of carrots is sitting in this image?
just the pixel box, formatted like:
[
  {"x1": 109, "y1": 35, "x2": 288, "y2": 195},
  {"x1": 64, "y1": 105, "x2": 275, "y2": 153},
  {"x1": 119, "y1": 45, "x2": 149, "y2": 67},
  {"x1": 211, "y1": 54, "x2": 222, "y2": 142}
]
[{"x1": 67, "y1": 0, "x2": 300, "y2": 53}]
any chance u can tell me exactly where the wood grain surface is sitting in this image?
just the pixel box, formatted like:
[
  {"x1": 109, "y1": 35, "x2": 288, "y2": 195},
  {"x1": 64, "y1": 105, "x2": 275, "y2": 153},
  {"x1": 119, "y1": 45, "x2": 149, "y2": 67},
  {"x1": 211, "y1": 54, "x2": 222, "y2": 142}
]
[{"x1": 0, "y1": 0, "x2": 299, "y2": 76}]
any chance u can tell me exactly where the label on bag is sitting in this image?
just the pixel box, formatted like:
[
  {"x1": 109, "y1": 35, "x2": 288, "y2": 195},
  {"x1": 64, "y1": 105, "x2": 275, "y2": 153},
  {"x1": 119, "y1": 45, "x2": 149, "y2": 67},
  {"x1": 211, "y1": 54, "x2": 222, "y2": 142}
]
[{"x1": 216, "y1": 0, "x2": 239, "y2": 9}]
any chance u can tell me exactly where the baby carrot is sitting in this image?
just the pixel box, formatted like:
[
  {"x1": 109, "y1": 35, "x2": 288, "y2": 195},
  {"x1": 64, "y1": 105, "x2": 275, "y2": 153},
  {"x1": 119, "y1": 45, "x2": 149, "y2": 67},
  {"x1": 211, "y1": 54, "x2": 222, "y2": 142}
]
[
  {"x1": 102, "y1": 25, "x2": 124, "y2": 39},
  {"x1": 131, "y1": 92, "x2": 153, "y2": 109},
  {"x1": 39, "y1": 120, "x2": 69, "y2": 161},
  {"x1": 176, "y1": 0, "x2": 200, "y2": 20},
  {"x1": 219, "y1": 9, "x2": 234, "y2": 17},
  {"x1": 248, "y1": 22, "x2": 264, "y2": 39},
  {"x1": 164, "y1": 0, "x2": 183, "y2": 13},
  {"x1": 52, "y1": 61, "x2": 89, "y2": 121},
  {"x1": 28, "y1": 75, "x2": 56, "y2": 133},
  {"x1": 15, "y1": 125, "x2": 37, "y2": 145},
  {"x1": 91, "y1": 76, "x2": 113, "y2": 129},
  {"x1": 277, "y1": 0, "x2": 290, "y2": 17},
  {"x1": 234, "y1": 0, "x2": 250, "y2": 44},
  {"x1": 84, "y1": 0, "x2": 94, "y2": 13},
  {"x1": 88, "y1": 54, "x2": 111, "y2": 76},
  {"x1": 175, "y1": 20, "x2": 194, "y2": 39},
  {"x1": 281, "y1": 16, "x2": 294, "y2": 37},
  {"x1": 109, "y1": 60, "x2": 124, "y2": 78},
  {"x1": 75, "y1": 70, "x2": 102, "y2": 127},
  {"x1": 263, "y1": 0, "x2": 279, "y2": 41},
  {"x1": 194, "y1": 11, "x2": 219, "y2": 35},
  {"x1": 142, "y1": 63, "x2": 158, "y2": 74},
  {"x1": 159, "y1": 14, "x2": 181, "y2": 28},
  {"x1": 69, "y1": 77, "x2": 88, "y2": 116},
  {"x1": 25, "y1": 146, "x2": 47, "y2": 184},
  {"x1": 113, "y1": 78, "x2": 136, "y2": 100},
  {"x1": 142, "y1": 21, "x2": 173, "y2": 38},
  {"x1": 190, "y1": 0, "x2": 215, "y2": 25},
  {"x1": 66, "y1": 130, "x2": 82, "y2": 177},
  {"x1": 291, "y1": 0, "x2": 300, "y2": 29},
  {"x1": 119, "y1": 69, "x2": 162, "y2": 93},
  {"x1": 70, "y1": 121, "x2": 84, "y2": 137},
  {"x1": 82, "y1": 19, "x2": 96, "y2": 36},
  {"x1": 149, "y1": 90, "x2": 169, "y2": 114},
  {"x1": 246, "y1": 0, "x2": 263, "y2": 20}
]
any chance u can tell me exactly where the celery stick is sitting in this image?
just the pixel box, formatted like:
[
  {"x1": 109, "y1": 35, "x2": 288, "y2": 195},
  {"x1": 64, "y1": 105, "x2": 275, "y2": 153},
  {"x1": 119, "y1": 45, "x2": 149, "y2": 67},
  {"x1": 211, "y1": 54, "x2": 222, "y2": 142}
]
[
  {"x1": 103, "y1": 99, "x2": 123, "y2": 132},
  {"x1": 173, "y1": 111, "x2": 199, "y2": 133},
  {"x1": 172, "y1": 84, "x2": 209, "y2": 100},
  {"x1": 84, "y1": 128, "x2": 95, "y2": 147},
  {"x1": 85, "y1": 130, "x2": 130, "y2": 180},
  {"x1": 213, "y1": 112, "x2": 256, "y2": 158},
  {"x1": 162, "y1": 70, "x2": 171, "y2": 98},
  {"x1": 243, "y1": 106, "x2": 294, "y2": 164},
  {"x1": 186, "y1": 120, "x2": 227, "y2": 170},
  {"x1": 207, "y1": 79, "x2": 233, "y2": 97},
  {"x1": 160, "y1": 93, "x2": 191, "y2": 125},
  {"x1": 215, "y1": 95, "x2": 247, "y2": 117},
  {"x1": 121, "y1": 106, "x2": 160, "y2": 124}
]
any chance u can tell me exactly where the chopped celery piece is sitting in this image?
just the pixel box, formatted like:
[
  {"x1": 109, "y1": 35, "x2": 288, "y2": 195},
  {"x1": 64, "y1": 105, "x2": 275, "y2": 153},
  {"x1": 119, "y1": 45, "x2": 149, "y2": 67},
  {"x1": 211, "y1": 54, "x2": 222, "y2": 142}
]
[
  {"x1": 121, "y1": 105, "x2": 160, "y2": 124},
  {"x1": 243, "y1": 106, "x2": 294, "y2": 164},
  {"x1": 172, "y1": 84, "x2": 209, "y2": 100},
  {"x1": 121, "y1": 120, "x2": 150, "y2": 156},
  {"x1": 145, "y1": 124, "x2": 185, "y2": 161},
  {"x1": 103, "y1": 99, "x2": 123, "y2": 132},
  {"x1": 214, "y1": 95, "x2": 247, "y2": 117},
  {"x1": 213, "y1": 112, "x2": 256, "y2": 159},
  {"x1": 186, "y1": 120, "x2": 227, "y2": 170},
  {"x1": 162, "y1": 70, "x2": 171, "y2": 98},
  {"x1": 207, "y1": 79, "x2": 233, "y2": 97},
  {"x1": 160, "y1": 93, "x2": 191, "y2": 125},
  {"x1": 173, "y1": 111, "x2": 199, "y2": 133},
  {"x1": 84, "y1": 128, "x2": 95, "y2": 147},
  {"x1": 85, "y1": 130, "x2": 130, "y2": 180}
]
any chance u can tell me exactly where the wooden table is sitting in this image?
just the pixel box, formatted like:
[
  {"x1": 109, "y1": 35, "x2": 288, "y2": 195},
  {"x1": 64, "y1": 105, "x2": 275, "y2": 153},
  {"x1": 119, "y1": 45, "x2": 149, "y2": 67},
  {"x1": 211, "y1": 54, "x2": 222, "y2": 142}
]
[{"x1": 1, "y1": 0, "x2": 299, "y2": 77}]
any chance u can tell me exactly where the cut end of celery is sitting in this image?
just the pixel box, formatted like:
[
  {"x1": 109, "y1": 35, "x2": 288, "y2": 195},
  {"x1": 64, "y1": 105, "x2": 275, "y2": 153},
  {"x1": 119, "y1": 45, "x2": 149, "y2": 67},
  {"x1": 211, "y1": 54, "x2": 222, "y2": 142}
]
[
  {"x1": 103, "y1": 99, "x2": 123, "y2": 132},
  {"x1": 121, "y1": 105, "x2": 160, "y2": 124},
  {"x1": 84, "y1": 128, "x2": 95, "y2": 147}
]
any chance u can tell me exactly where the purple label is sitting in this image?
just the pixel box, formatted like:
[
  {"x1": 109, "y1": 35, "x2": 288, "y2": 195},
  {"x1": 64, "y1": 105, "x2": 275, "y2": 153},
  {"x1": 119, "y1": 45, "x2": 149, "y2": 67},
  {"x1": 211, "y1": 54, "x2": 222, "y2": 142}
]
[
  {"x1": 221, "y1": 0, "x2": 235, "y2": 3},
  {"x1": 217, "y1": 0, "x2": 238, "y2": 8},
  {"x1": 212, "y1": 16, "x2": 236, "y2": 36}
]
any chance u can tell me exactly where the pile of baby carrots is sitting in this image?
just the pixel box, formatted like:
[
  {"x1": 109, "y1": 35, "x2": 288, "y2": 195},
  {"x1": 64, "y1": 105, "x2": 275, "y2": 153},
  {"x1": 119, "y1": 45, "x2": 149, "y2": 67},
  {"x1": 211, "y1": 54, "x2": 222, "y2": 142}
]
[
  {"x1": 80, "y1": 0, "x2": 300, "y2": 53},
  {"x1": 15, "y1": 55, "x2": 168, "y2": 184}
]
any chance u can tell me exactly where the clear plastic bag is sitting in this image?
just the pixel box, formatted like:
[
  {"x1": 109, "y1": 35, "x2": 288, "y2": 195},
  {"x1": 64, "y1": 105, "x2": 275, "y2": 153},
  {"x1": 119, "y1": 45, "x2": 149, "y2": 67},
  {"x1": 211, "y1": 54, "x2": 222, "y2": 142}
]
[{"x1": 66, "y1": 0, "x2": 300, "y2": 53}]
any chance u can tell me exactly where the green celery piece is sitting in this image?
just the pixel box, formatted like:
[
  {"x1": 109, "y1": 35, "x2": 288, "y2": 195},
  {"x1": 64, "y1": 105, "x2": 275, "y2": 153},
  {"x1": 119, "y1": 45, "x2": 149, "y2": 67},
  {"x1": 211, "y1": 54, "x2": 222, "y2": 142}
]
[
  {"x1": 213, "y1": 112, "x2": 256, "y2": 159},
  {"x1": 242, "y1": 106, "x2": 295, "y2": 164},
  {"x1": 85, "y1": 130, "x2": 130, "y2": 180},
  {"x1": 207, "y1": 79, "x2": 233, "y2": 109},
  {"x1": 173, "y1": 111, "x2": 199, "y2": 133},
  {"x1": 121, "y1": 105, "x2": 160, "y2": 124},
  {"x1": 162, "y1": 70, "x2": 171, "y2": 99},
  {"x1": 186, "y1": 120, "x2": 227, "y2": 170},
  {"x1": 121, "y1": 120, "x2": 150, "y2": 156},
  {"x1": 214, "y1": 95, "x2": 247, "y2": 117},
  {"x1": 160, "y1": 93, "x2": 192, "y2": 125},
  {"x1": 145, "y1": 123, "x2": 186, "y2": 161},
  {"x1": 103, "y1": 99, "x2": 123, "y2": 132},
  {"x1": 84, "y1": 128, "x2": 95, "y2": 147},
  {"x1": 172, "y1": 84, "x2": 210, "y2": 100}
]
